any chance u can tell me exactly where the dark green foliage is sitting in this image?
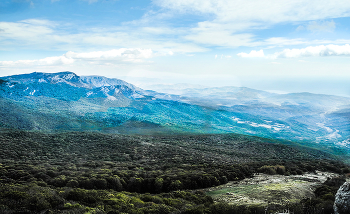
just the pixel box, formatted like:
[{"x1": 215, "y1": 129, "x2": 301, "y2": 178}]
[
  {"x1": 323, "y1": 176, "x2": 346, "y2": 187},
  {"x1": 0, "y1": 130, "x2": 348, "y2": 213},
  {"x1": 258, "y1": 165, "x2": 286, "y2": 175},
  {"x1": 284, "y1": 176, "x2": 347, "y2": 214},
  {"x1": 0, "y1": 130, "x2": 337, "y2": 164},
  {"x1": 0, "y1": 183, "x2": 64, "y2": 213}
]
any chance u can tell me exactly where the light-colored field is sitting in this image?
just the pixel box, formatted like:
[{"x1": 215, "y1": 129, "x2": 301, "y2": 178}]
[{"x1": 205, "y1": 171, "x2": 340, "y2": 206}]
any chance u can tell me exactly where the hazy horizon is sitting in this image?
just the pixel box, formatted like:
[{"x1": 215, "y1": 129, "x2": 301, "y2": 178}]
[
  {"x1": 1, "y1": 1, "x2": 350, "y2": 97},
  {"x1": 2, "y1": 71, "x2": 350, "y2": 98}
]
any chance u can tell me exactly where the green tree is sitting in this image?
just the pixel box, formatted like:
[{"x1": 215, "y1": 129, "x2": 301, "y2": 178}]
[{"x1": 155, "y1": 177, "x2": 163, "y2": 193}]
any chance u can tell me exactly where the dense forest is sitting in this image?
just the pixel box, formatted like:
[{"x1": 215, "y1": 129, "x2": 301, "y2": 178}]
[{"x1": 0, "y1": 130, "x2": 348, "y2": 213}]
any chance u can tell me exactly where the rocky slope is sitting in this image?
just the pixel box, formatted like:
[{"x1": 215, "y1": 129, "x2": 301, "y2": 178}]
[{"x1": 334, "y1": 182, "x2": 350, "y2": 214}]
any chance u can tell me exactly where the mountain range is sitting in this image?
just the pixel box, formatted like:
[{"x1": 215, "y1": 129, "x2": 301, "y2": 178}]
[{"x1": 1, "y1": 71, "x2": 350, "y2": 157}]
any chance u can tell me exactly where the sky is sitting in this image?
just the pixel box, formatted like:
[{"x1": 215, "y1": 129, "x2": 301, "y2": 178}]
[{"x1": 1, "y1": 0, "x2": 350, "y2": 96}]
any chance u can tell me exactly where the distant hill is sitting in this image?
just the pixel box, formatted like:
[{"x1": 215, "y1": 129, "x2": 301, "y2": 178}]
[{"x1": 1, "y1": 71, "x2": 350, "y2": 158}]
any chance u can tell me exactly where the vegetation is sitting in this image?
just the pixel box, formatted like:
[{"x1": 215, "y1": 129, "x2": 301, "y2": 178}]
[
  {"x1": 286, "y1": 176, "x2": 347, "y2": 214},
  {"x1": 0, "y1": 130, "x2": 348, "y2": 213}
]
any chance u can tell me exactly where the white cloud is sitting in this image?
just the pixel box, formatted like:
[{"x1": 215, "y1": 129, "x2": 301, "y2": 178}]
[
  {"x1": 0, "y1": 19, "x2": 54, "y2": 42},
  {"x1": 0, "y1": 56, "x2": 74, "y2": 67},
  {"x1": 237, "y1": 44, "x2": 350, "y2": 59},
  {"x1": 308, "y1": 20, "x2": 336, "y2": 32},
  {"x1": 0, "y1": 48, "x2": 156, "y2": 67},
  {"x1": 237, "y1": 49, "x2": 264, "y2": 58},
  {"x1": 65, "y1": 49, "x2": 153, "y2": 62},
  {"x1": 272, "y1": 44, "x2": 350, "y2": 58},
  {"x1": 264, "y1": 37, "x2": 307, "y2": 47},
  {"x1": 297, "y1": 20, "x2": 336, "y2": 32},
  {"x1": 184, "y1": 29, "x2": 257, "y2": 47},
  {"x1": 214, "y1": 54, "x2": 232, "y2": 59},
  {"x1": 263, "y1": 38, "x2": 350, "y2": 49}
]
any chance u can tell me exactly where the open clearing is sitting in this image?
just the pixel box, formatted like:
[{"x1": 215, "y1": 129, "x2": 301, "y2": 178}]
[{"x1": 205, "y1": 171, "x2": 340, "y2": 206}]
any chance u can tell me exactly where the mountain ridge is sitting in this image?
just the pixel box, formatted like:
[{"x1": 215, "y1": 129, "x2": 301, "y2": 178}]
[
  {"x1": 1, "y1": 71, "x2": 139, "y2": 91},
  {"x1": 1, "y1": 71, "x2": 350, "y2": 159}
]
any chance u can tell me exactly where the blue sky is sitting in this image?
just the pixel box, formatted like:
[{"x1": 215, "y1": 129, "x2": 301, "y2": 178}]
[{"x1": 1, "y1": 0, "x2": 350, "y2": 96}]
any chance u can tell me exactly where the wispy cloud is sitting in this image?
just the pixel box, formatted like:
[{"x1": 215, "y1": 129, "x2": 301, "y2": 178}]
[
  {"x1": 0, "y1": 49, "x2": 156, "y2": 67},
  {"x1": 184, "y1": 30, "x2": 257, "y2": 48},
  {"x1": 0, "y1": 19, "x2": 55, "y2": 40},
  {"x1": 237, "y1": 44, "x2": 350, "y2": 59},
  {"x1": 0, "y1": 19, "x2": 206, "y2": 53},
  {"x1": 0, "y1": 56, "x2": 73, "y2": 67},
  {"x1": 215, "y1": 54, "x2": 232, "y2": 59},
  {"x1": 154, "y1": 0, "x2": 350, "y2": 23},
  {"x1": 272, "y1": 44, "x2": 350, "y2": 58},
  {"x1": 66, "y1": 49, "x2": 154, "y2": 62},
  {"x1": 264, "y1": 37, "x2": 307, "y2": 47},
  {"x1": 296, "y1": 20, "x2": 336, "y2": 32},
  {"x1": 237, "y1": 50, "x2": 264, "y2": 58}
]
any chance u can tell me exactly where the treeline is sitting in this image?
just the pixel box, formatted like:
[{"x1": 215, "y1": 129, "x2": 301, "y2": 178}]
[
  {"x1": 0, "y1": 158, "x2": 348, "y2": 213},
  {"x1": 1, "y1": 159, "x2": 348, "y2": 194},
  {"x1": 1, "y1": 182, "x2": 214, "y2": 214},
  {"x1": 0, "y1": 183, "x2": 294, "y2": 214},
  {"x1": 0, "y1": 161, "x2": 251, "y2": 193}
]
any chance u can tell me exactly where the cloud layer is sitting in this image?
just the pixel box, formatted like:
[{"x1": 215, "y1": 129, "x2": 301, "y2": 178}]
[
  {"x1": 153, "y1": 0, "x2": 350, "y2": 47},
  {"x1": 2, "y1": 0, "x2": 350, "y2": 53}
]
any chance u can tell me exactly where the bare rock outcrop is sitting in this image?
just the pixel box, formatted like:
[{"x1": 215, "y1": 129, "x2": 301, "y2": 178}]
[{"x1": 334, "y1": 182, "x2": 350, "y2": 214}]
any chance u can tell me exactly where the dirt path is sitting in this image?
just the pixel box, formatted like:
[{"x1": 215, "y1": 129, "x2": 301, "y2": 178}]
[{"x1": 205, "y1": 171, "x2": 340, "y2": 206}]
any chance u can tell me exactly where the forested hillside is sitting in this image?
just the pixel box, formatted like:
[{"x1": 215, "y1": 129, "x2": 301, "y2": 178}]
[{"x1": 0, "y1": 130, "x2": 348, "y2": 213}]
